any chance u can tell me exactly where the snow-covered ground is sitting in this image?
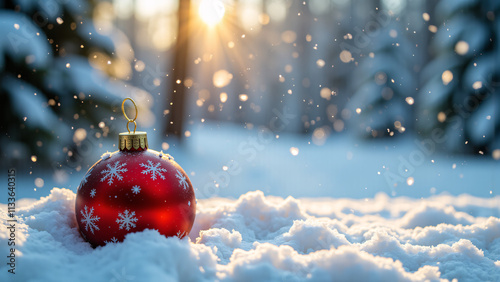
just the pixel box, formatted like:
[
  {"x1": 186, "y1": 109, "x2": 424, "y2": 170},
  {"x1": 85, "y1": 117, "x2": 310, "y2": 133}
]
[
  {"x1": 3, "y1": 122, "x2": 500, "y2": 201},
  {"x1": 181, "y1": 123, "x2": 500, "y2": 199},
  {"x1": 1, "y1": 122, "x2": 499, "y2": 281},
  {"x1": 1, "y1": 187, "x2": 499, "y2": 281}
]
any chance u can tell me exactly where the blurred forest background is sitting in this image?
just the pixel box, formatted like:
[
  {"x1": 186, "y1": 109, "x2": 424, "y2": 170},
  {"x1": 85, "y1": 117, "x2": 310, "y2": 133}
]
[{"x1": 1, "y1": 0, "x2": 499, "y2": 199}]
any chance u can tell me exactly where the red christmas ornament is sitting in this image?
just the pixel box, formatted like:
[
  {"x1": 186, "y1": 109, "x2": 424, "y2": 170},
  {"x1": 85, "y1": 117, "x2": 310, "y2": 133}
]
[{"x1": 75, "y1": 98, "x2": 196, "y2": 247}]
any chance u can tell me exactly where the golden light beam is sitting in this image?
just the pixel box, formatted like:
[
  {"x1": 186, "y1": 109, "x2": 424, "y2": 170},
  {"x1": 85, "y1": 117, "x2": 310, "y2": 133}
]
[{"x1": 198, "y1": 0, "x2": 225, "y2": 27}]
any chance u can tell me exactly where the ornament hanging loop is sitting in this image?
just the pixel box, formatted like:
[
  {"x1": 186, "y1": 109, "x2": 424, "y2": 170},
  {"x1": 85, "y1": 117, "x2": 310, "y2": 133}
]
[
  {"x1": 126, "y1": 120, "x2": 137, "y2": 134},
  {"x1": 122, "y1": 98, "x2": 138, "y2": 134}
]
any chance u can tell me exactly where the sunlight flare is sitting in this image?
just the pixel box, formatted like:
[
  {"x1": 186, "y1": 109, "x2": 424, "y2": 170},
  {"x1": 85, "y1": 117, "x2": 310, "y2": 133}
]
[{"x1": 199, "y1": 0, "x2": 225, "y2": 27}]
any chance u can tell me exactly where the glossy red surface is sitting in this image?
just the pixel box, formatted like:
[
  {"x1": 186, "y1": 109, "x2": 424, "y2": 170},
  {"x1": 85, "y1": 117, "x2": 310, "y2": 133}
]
[{"x1": 75, "y1": 149, "x2": 196, "y2": 247}]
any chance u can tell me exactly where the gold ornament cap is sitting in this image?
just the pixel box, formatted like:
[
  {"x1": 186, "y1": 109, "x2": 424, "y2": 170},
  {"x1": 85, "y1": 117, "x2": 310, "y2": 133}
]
[
  {"x1": 119, "y1": 98, "x2": 148, "y2": 151},
  {"x1": 119, "y1": 131, "x2": 148, "y2": 151}
]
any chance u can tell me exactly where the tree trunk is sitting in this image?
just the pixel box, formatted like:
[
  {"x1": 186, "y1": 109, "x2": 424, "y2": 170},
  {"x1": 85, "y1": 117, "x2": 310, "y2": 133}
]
[{"x1": 166, "y1": 0, "x2": 191, "y2": 138}]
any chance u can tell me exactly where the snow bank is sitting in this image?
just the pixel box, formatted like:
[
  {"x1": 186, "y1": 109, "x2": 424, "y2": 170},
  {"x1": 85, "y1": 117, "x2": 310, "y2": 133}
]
[{"x1": 1, "y1": 188, "x2": 499, "y2": 281}]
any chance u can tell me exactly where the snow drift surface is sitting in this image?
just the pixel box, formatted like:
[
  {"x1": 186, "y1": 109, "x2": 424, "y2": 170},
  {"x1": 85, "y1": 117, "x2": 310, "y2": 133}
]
[{"x1": 1, "y1": 188, "x2": 499, "y2": 281}]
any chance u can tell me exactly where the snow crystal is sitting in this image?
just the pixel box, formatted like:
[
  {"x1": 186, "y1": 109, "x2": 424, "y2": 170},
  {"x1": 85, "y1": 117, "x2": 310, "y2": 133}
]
[{"x1": 1, "y1": 188, "x2": 499, "y2": 281}]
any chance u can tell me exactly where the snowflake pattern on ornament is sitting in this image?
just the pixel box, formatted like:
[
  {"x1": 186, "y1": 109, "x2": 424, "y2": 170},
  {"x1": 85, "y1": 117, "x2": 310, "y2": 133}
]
[
  {"x1": 139, "y1": 160, "x2": 167, "y2": 180},
  {"x1": 176, "y1": 230, "x2": 186, "y2": 239},
  {"x1": 116, "y1": 210, "x2": 138, "y2": 231},
  {"x1": 131, "y1": 185, "x2": 141, "y2": 194},
  {"x1": 81, "y1": 167, "x2": 93, "y2": 185},
  {"x1": 176, "y1": 170, "x2": 189, "y2": 190},
  {"x1": 90, "y1": 189, "x2": 96, "y2": 198},
  {"x1": 81, "y1": 206, "x2": 100, "y2": 234},
  {"x1": 101, "y1": 161, "x2": 128, "y2": 185},
  {"x1": 104, "y1": 237, "x2": 118, "y2": 244}
]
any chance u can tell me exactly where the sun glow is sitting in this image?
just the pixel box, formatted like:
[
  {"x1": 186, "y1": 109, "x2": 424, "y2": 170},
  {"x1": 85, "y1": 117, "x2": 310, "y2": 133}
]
[{"x1": 199, "y1": 0, "x2": 225, "y2": 27}]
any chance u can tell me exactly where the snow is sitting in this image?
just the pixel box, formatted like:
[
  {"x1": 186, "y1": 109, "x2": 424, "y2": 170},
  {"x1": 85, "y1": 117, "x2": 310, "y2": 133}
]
[
  {"x1": 4, "y1": 121, "x2": 499, "y2": 204},
  {"x1": 1, "y1": 188, "x2": 499, "y2": 281},
  {"x1": 101, "y1": 152, "x2": 112, "y2": 160},
  {"x1": 176, "y1": 123, "x2": 500, "y2": 200}
]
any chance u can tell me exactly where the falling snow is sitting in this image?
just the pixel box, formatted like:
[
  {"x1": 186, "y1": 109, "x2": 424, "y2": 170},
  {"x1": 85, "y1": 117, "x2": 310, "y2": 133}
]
[
  {"x1": 176, "y1": 170, "x2": 189, "y2": 190},
  {"x1": 140, "y1": 160, "x2": 167, "y2": 180},
  {"x1": 80, "y1": 206, "x2": 100, "y2": 234},
  {"x1": 131, "y1": 185, "x2": 141, "y2": 194},
  {"x1": 116, "y1": 210, "x2": 138, "y2": 231},
  {"x1": 100, "y1": 161, "x2": 128, "y2": 185}
]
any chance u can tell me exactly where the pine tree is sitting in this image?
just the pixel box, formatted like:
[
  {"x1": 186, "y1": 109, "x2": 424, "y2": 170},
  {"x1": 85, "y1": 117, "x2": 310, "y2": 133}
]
[
  {"x1": 347, "y1": 22, "x2": 417, "y2": 138},
  {"x1": 0, "y1": 0, "x2": 144, "y2": 165},
  {"x1": 417, "y1": 0, "x2": 500, "y2": 154}
]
